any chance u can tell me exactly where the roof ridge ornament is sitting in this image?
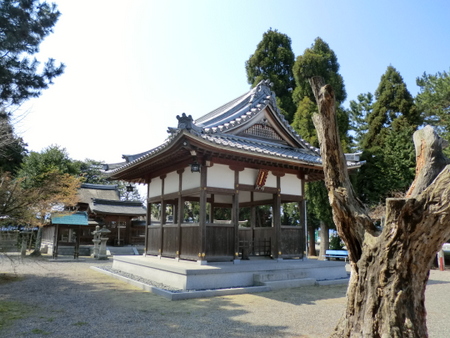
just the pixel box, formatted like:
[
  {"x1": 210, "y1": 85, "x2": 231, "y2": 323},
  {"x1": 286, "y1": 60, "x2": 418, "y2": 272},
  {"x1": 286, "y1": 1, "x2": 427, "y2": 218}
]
[{"x1": 176, "y1": 113, "x2": 202, "y2": 133}]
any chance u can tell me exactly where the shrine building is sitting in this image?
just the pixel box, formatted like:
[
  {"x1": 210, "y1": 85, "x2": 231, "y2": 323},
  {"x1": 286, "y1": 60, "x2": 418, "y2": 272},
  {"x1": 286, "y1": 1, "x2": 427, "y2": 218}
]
[{"x1": 108, "y1": 80, "x2": 361, "y2": 264}]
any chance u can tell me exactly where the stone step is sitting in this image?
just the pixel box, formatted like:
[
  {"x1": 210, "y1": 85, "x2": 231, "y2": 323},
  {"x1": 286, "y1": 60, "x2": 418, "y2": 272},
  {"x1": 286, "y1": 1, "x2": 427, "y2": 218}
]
[
  {"x1": 316, "y1": 278, "x2": 349, "y2": 286},
  {"x1": 261, "y1": 278, "x2": 316, "y2": 290},
  {"x1": 253, "y1": 270, "x2": 309, "y2": 284},
  {"x1": 107, "y1": 246, "x2": 139, "y2": 256}
]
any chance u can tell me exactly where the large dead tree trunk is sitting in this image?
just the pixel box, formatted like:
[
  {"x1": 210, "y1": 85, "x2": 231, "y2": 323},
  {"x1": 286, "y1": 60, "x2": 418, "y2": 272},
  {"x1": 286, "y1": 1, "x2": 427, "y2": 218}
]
[{"x1": 309, "y1": 76, "x2": 450, "y2": 337}]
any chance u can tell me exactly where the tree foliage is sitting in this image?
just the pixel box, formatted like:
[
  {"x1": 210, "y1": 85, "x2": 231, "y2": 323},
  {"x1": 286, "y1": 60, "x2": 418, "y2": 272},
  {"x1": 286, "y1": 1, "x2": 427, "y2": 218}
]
[
  {"x1": 290, "y1": 37, "x2": 349, "y2": 252},
  {"x1": 0, "y1": 110, "x2": 27, "y2": 174},
  {"x1": 356, "y1": 66, "x2": 418, "y2": 205},
  {"x1": 0, "y1": 0, "x2": 64, "y2": 108},
  {"x1": 18, "y1": 145, "x2": 79, "y2": 188},
  {"x1": 245, "y1": 28, "x2": 296, "y2": 121},
  {"x1": 292, "y1": 37, "x2": 350, "y2": 150},
  {"x1": 348, "y1": 92, "x2": 373, "y2": 151},
  {"x1": 416, "y1": 70, "x2": 450, "y2": 155},
  {"x1": 363, "y1": 66, "x2": 420, "y2": 150},
  {"x1": 292, "y1": 37, "x2": 346, "y2": 105},
  {"x1": 78, "y1": 158, "x2": 110, "y2": 185},
  {"x1": 0, "y1": 170, "x2": 79, "y2": 226}
]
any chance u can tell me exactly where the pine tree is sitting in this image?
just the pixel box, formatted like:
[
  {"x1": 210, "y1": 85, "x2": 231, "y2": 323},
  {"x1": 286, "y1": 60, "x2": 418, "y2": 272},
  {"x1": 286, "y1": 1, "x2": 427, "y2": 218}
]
[{"x1": 0, "y1": 0, "x2": 65, "y2": 107}]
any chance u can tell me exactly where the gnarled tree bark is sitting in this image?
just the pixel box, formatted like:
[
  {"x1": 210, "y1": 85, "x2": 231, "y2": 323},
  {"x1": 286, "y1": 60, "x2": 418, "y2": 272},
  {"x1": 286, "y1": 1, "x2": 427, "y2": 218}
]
[{"x1": 309, "y1": 76, "x2": 450, "y2": 337}]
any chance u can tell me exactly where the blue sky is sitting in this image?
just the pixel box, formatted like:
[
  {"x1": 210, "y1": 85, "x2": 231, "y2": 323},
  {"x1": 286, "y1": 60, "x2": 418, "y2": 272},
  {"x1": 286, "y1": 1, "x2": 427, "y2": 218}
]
[{"x1": 17, "y1": 0, "x2": 450, "y2": 164}]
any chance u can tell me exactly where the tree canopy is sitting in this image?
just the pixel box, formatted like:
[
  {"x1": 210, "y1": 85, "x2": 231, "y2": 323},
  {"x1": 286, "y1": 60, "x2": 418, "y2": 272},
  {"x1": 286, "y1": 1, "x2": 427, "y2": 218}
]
[
  {"x1": 245, "y1": 28, "x2": 296, "y2": 121},
  {"x1": 356, "y1": 66, "x2": 418, "y2": 205},
  {"x1": 292, "y1": 37, "x2": 346, "y2": 105},
  {"x1": 18, "y1": 145, "x2": 79, "y2": 188},
  {"x1": 0, "y1": 0, "x2": 64, "y2": 108},
  {"x1": 416, "y1": 70, "x2": 450, "y2": 155}
]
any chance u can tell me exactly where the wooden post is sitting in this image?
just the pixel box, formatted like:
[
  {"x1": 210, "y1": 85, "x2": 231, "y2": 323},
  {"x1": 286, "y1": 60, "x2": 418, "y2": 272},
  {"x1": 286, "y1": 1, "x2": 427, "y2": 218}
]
[
  {"x1": 144, "y1": 179, "x2": 151, "y2": 256},
  {"x1": 159, "y1": 175, "x2": 166, "y2": 258},
  {"x1": 233, "y1": 170, "x2": 240, "y2": 262},
  {"x1": 177, "y1": 170, "x2": 183, "y2": 260},
  {"x1": 198, "y1": 165, "x2": 207, "y2": 263},
  {"x1": 273, "y1": 176, "x2": 281, "y2": 260}
]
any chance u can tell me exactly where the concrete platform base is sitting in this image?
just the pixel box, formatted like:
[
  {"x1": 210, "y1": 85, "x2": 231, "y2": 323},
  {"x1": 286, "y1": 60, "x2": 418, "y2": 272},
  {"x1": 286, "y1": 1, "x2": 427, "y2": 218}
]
[{"x1": 110, "y1": 255, "x2": 349, "y2": 296}]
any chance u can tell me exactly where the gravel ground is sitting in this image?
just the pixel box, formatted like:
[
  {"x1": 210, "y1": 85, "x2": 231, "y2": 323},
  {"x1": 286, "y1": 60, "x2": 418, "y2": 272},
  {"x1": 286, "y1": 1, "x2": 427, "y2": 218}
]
[{"x1": 1, "y1": 254, "x2": 450, "y2": 338}]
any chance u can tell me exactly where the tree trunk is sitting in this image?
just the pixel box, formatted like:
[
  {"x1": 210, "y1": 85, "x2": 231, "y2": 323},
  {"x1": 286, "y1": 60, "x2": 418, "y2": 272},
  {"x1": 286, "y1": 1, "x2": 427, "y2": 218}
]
[
  {"x1": 30, "y1": 226, "x2": 42, "y2": 257},
  {"x1": 307, "y1": 223, "x2": 316, "y2": 256},
  {"x1": 319, "y1": 221, "x2": 329, "y2": 260},
  {"x1": 309, "y1": 76, "x2": 450, "y2": 337}
]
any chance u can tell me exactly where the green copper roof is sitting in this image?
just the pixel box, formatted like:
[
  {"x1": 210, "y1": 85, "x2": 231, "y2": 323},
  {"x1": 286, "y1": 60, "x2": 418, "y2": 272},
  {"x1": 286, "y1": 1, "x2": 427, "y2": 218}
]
[{"x1": 51, "y1": 212, "x2": 88, "y2": 226}]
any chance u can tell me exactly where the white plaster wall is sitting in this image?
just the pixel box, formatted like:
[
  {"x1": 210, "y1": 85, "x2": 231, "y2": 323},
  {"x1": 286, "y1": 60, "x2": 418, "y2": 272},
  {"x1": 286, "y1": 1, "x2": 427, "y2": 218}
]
[
  {"x1": 239, "y1": 191, "x2": 251, "y2": 204},
  {"x1": 164, "y1": 171, "x2": 179, "y2": 195},
  {"x1": 183, "y1": 166, "x2": 201, "y2": 190},
  {"x1": 280, "y1": 174, "x2": 302, "y2": 196},
  {"x1": 149, "y1": 178, "x2": 162, "y2": 198},
  {"x1": 254, "y1": 191, "x2": 272, "y2": 202},
  {"x1": 240, "y1": 168, "x2": 258, "y2": 185},
  {"x1": 207, "y1": 164, "x2": 234, "y2": 189},
  {"x1": 265, "y1": 172, "x2": 276, "y2": 188},
  {"x1": 214, "y1": 194, "x2": 233, "y2": 204}
]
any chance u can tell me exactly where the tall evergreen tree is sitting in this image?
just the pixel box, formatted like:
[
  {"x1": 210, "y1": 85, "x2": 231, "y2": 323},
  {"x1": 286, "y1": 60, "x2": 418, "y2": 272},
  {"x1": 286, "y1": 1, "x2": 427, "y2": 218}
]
[
  {"x1": 348, "y1": 92, "x2": 373, "y2": 151},
  {"x1": 0, "y1": 0, "x2": 64, "y2": 108},
  {"x1": 245, "y1": 28, "x2": 296, "y2": 122},
  {"x1": 0, "y1": 110, "x2": 27, "y2": 174},
  {"x1": 292, "y1": 37, "x2": 350, "y2": 149},
  {"x1": 416, "y1": 69, "x2": 450, "y2": 155},
  {"x1": 292, "y1": 37, "x2": 346, "y2": 105},
  {"x1": 356, "y1": 66, "x2": 419, "y2": 205},
  {"x1": 291, "y1": 37, "x2": 349, "y2": 256}
]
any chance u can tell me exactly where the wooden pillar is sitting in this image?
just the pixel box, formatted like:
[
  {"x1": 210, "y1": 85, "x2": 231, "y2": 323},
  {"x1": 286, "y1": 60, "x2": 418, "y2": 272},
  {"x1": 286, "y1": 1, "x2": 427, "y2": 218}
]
[
  {"x1": 299, "y1": 173, "x2": 307, "y2": 258},
  {"x1": 273, "y1": 176, "x2": 282, "y2": 260},
  {"x1": 145, "y1": 179, "x2": 151, "y2": 256},
  {"x1": 233, "y1": 170, "x2": 240, "y2": 262},
  {"x1": 208, "y1": 195, "x2": 214, "y2": 223},
  {"x1": 177, "y1": 169, "x2": 184, "y2": 260},
  {"x1": 198, "y1": 166, "x2": 207, "y2": 263},
  {"x1": 250, "y1": 192, "x2": 256, "y2": 255},
  {"x1": 159, "y1": 175, "x2": 166, "y2": 258}
]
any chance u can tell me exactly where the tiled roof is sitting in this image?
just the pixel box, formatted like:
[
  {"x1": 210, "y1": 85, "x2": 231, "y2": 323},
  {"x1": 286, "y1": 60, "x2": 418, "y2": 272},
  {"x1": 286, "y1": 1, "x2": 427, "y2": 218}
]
[
  {"x1": 89, "y1": 198, "x2": 146, "y2": 216},
  {"x1": 196, "y1": 80, "x2": 319, "y2": 154},
  {"x1": 78, "y1": 184, "x2": 120, "y2": 203},
  {"x1": 51, "y1": 212, "x2": 88, "y2": 226},
  {"x1": 81, "y1": 183, "x2": 117, "y2": 190},
  {"x1": 200, "y1": 133, "x2": 323, "y2": 164},
  {"x1": 107, "y1": 80, "x2": 363, "y2": 177}
]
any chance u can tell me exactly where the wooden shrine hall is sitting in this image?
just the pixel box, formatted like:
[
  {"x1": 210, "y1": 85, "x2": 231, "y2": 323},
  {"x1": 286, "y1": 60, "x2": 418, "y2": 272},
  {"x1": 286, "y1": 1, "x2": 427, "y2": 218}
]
[{"x1": 108, "y1": 80, "x2": 362, "y2": 264}]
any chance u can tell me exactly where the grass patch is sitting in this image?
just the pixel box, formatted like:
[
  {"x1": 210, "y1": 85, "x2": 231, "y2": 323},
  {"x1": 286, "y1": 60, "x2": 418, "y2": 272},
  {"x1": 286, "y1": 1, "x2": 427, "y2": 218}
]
[
  {"x1": 72, "y1": 321, "x2": 88, "y2": 327},
  {"x1": 31, "y1": 328, "x2": 50, "y2": 335},
  {"x1": 0, "y1": 300, "x2": 30, "y2": 331}
]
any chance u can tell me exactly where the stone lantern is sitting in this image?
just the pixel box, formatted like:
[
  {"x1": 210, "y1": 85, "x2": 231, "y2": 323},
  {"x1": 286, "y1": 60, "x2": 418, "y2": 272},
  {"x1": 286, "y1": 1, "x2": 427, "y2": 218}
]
[
  {"x1": 91, "y1": 225, "x2": 101, "y2": 259},
  {"x1": 92, "y1": 225, "x2": 111, "y2": 260}
]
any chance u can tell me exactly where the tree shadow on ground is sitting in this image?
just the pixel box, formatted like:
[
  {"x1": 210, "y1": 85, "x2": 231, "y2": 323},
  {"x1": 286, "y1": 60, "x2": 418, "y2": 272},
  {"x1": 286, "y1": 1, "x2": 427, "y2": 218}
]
[
  {"x1": 0, "y1": 258, "x2": 308, "y2": 338},
  {"x1": 255, "y1": 283, "x2": 347, "y2": 306}
]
